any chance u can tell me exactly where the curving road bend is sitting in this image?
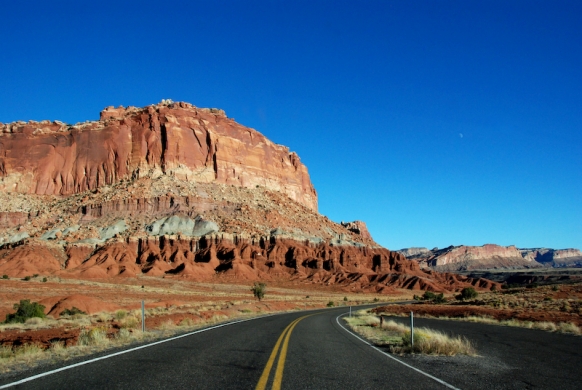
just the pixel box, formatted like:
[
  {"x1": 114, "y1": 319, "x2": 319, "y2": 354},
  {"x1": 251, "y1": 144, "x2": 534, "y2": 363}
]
[{"x1": 1, "y1": 305, "x2": 580, "y2": 389}]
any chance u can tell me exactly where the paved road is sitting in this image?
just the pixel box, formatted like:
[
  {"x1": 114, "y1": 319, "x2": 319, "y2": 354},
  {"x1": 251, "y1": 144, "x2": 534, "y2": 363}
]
[
  {"x1": 383, "y1": 315, "x2": 582, "y2": 390},
  {"x1": 1, "y1": 306, "x2": 581, "y2": 389}
]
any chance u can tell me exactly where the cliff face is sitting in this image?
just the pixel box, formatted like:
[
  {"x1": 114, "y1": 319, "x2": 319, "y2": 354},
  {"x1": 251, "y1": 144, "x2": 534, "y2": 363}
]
[
  {"x1": 520, "y1": 248, "x2": 582, "y2": 267},
  {"x1": 398, "y1": 244, "x2": 582, "y2": 271},
  {"x1": 0, "y1": 100, "x2": 502, "y2": 293},
  {"x1": 431, "y1": 244, "x2": 527, "y2": 266},
  {"x1": 0, "y1": 101, "x2": 317, "y2": 211},
  {"x1": 398, "y1": 244, "x2": 540, "y2": 272},
  {"x1": 341, "y1": 221, "x2": 372, "y2": 240},
  {"x1": 0, "y1": 236, "x2": 499, "y2": 293}
]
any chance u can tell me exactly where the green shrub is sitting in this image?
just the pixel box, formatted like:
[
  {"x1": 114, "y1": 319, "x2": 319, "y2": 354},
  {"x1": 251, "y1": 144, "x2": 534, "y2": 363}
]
[
  {"x1": 421, "y1": 291, "x2": 447, "y2": 304},
  {"x1": 1, "y1": 274, "x2": 8, "y2": 279},
  {"x1": 422, "y1": 291, "x2": 436, "y2": 301},
  {"x1": 251, "y1": 282, "x2": 266, "y2": 301},
  {"x1": 327, "y1": 301, "x2": 335, "y2": 307},
  {"x1": 60, "y1": 307, "x2": 87, "y2": 316},
  {"x1": 551, "y1": 285, "x2": 560, "y2": 292},
  {"x1": 373, "y1": 297, "x2": 379, "y2": 302},
  {"x1": 32, "y1": 274, "x2": 39, "y2": 278},
  {"x1": 344, "y1": 297, "x2": 348, "y2": 301},
  {"x1": 115, "y1": 310, "x2": 128, "y2": 320},
  {"x1": 457, "y1": 287, "x2": 478, "y2": 301},
  {"x1": 23, "y1": 276, "x2": 31, "y2": 281},
  {"x1": 4, "y1": 299, "x2": 46, "y2": 323},
  {"x1": 42, "y1": 277, "x2": 47, "y2": 283}
]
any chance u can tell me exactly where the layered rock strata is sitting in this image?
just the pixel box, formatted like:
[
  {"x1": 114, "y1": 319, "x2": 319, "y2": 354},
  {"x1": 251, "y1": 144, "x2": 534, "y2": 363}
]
[
  {"x1": 0, "y1": 236, "x2": 498, "y2": 293},
  {"x1": 398, "y1": 244, "x2": 582, "y2": 271},
  {"x1": 341, "y1": 221, "x2": 372, "y2": 240},
  {"x1": 0, "y1": 101, "x2": 317, "y2": 211},
  {"x1": 0, "y1": 100, "x2": 501, "y2": 293},
  {"x1": 398, "y1": 244, "x2": 540, "y2": 272},
  {"x1": 520, "y1": 248, "x2": 582, "y2": 268}
]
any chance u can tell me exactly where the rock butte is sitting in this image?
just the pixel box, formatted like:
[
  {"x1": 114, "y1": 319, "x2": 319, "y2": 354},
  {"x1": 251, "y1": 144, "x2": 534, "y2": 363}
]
[
  {"x1": 0, "y1": 101, "x2": 499, "y2": 293},
  {"x1": 398, "y1": 244, "x2": 582, "y2": 271},
  {"x1": 0, "y1": 101, "x2": 317, "y2": 211}
]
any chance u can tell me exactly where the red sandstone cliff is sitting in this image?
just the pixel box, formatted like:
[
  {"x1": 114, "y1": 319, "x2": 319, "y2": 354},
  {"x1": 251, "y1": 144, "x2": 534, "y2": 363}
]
[
  {"x1": 0, "y1": 100, "x2": 502, "y2": 293},
  {"x1": 520, "y1": 248, "x2": 582, "y2": 267},
  {"x1": 0, "y1": 236, "x2": 499, "y2": 293},
  {"x1": 399, "y1": 244, "x2": 582, "y2": 271},
  {"x1": 0, "y1": 101, "x2": 317, "y2": 211},
  {"x1": 398, "y1": 244, "x2": 541, "y2": 271}
]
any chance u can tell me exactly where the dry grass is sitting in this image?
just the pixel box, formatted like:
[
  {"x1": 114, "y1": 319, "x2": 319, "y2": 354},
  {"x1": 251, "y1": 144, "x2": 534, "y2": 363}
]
[
  {"x1": 119, "y1": 316, "x2": 140, "y2": 329},
  {"x1": 0, "y1": 277, "x2": 404, "y2": 375},
  {"x1": 415, "y1": 314, "x2": 582, "y2": 336},
  {"x1": 114, "y1": 310, "x2": 128, "y2": 321},
  {"x1": 77, "y1": 328, "x2": 109, "y2": 347},
  {"x1": 0, "y1": 328, "x2": 155, "y2": 374},
  {"x1": 49, "y1": 341, "x2": 66, "y2": 356},
  {"x1": 178, "y1": 318, "x2": 195, "y2": 327},
  {"x1": 13, "y1": 343, "x2": 44, "y2": 361},
  {"x1": 344, "y1": 311, "x2": 476, "y2": 356},
  {"x1": 115, "y1": 328, "x2": 136, "y2": 342},
  {"x1": 0, "y1": 346, "x2": 13, "y2": 359},
  {"x1": 398, "y1": 329, "x2": 476, "y2": 356},
  {"x1": 158, "y1": 319, "x2": 177, "y2": 331}
]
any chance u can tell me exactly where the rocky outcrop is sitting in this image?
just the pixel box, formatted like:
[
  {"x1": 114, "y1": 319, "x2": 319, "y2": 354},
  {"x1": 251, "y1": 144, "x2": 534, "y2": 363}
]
[
  {"x1": 0, "y1": 100, "x2": 502, "y2": 293},
  {"x1": 146, "y1": 215, "x2": 218, "y2": 237},
  {"x1": 0, "y1": 101, "x2": 317, "y2": 211},
  {"x1": 520, "y1": 248, "x2": 582, "y2": 268},
  {"x1": 399, "y1": 244, "x2": 582, "y2": 271},
  {"x1": 399, "y1": 244, "x2": 540, "y2": 272},
  {"x1": 396, "y1": 247, "x2": 433, "y2": 259},
  {"x1": 341, "y1": 221, "x2": 372, "y2": 240},
  {"x1": 0, "y1": 236, "x2": 499, "y2": 292}
]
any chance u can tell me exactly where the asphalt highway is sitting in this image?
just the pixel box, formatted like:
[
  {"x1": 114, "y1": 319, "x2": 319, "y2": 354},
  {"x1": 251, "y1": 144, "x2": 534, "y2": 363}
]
[{"x1": 1, "y1": 305, "x2": 580, "y2": 389}]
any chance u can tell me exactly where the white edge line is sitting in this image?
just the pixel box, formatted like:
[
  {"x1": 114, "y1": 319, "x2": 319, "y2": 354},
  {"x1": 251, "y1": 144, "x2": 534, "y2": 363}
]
[
  {"x1": 0, "y1": 314, "x2": 275, "y2": 389},
  {"x1": 336, "y1": 313, "x2": 462, "y2": 390}
]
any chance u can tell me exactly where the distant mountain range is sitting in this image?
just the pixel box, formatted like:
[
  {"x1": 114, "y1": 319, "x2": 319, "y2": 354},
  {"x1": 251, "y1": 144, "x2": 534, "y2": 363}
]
[{"x1": 397, "y1": 244, "x2": 582, "y2": 272}]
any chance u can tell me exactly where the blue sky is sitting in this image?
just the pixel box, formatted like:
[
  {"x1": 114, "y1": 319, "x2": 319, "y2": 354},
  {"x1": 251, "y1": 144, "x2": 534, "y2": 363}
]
[{"x1": 1, "y1": 1, "x2": 580, "y2": 250}]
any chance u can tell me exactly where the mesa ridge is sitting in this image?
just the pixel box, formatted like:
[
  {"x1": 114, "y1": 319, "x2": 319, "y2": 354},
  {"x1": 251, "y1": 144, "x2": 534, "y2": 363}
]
[{"x1": 0, "y1": 101, "x2": 498, "y2": 294}]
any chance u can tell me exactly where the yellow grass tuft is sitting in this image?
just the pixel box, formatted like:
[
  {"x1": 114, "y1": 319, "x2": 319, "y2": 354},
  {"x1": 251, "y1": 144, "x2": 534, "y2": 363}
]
[
  {"x1": 78, "y1": 328, "x2": 109, "y2": 347},
  {"x1": 114, "y1": 310, "x2": 127, "y2": 321},
  {"x1": 120, "y1": 316, "x2": 140, "y2": 329},
  {"x1": 399, "y1": 329, "x2": 476, "y2": 356},
  {"x1": 344, "y1": 311, "x2": 476, "y2": 356},
  {"x1": 0, "y1": 346, "x2": 13, "y2": 359},
  {"x1": 557, "y1": 322, "x2": 581, "y2": 335},
  {"x1": 13, "y1": 344, "x2": 44, "y2": 361},
  {"x1": 178, "y1": 318, "x2": 195, "y2": 327}
]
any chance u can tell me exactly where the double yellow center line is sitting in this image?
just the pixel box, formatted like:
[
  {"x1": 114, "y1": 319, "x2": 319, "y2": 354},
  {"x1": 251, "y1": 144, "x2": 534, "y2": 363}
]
[{"x1": 255, "y1": 314, "x2": 314, "y2": 390}]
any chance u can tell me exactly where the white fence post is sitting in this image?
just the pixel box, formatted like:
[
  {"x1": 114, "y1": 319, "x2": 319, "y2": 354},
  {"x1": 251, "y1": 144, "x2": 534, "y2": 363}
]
[{"x1": 410, "y1": 311, "x2": 414, "y2": 348}]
